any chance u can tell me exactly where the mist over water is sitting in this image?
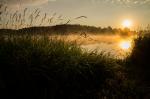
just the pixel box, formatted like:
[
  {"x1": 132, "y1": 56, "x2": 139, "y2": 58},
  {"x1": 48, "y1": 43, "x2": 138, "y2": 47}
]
[{"x1": 57, "y1": 34, "x2": 134, "y2": 59}]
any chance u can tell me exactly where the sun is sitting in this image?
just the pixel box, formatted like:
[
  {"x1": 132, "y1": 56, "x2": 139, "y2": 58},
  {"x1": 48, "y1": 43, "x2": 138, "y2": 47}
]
[
  {"x1": 122, "y1": 19, "x2": 132, "y2": 28},
  {"x1": 119, "y1": 40, "x2": 132, "y2": 50}
]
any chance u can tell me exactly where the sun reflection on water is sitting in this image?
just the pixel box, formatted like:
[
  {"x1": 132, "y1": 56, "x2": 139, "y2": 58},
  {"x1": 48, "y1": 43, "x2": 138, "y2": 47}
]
[{"x1": 119, "y1": 40, "x2": 132, "y2": 50}]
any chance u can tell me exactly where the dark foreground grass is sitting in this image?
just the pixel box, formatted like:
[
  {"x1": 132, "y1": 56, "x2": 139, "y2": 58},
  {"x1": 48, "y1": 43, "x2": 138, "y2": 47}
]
[
  {"x1": 125, "y1": 33, "x2": 150, "y2": 98},
  {"x1": 0, "y1": 35, "x2": 139, "y2": 99}
]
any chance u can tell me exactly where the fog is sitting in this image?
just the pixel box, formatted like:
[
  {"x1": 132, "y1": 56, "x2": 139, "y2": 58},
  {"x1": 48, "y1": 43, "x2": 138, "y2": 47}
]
[{"x1": 52, "y1": 34, "x2": 134, "y2": 59}]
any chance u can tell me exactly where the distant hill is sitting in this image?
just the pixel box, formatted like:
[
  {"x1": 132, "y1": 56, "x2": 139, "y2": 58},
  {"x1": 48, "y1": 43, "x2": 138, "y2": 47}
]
[{"x1": 0, "y1": 24, "x2": 135, "y2": 35}]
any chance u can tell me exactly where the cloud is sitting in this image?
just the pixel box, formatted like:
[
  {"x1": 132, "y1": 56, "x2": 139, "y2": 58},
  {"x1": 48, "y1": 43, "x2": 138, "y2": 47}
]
[
  {"x1": 1, "y1": 0, "x2": 56, "y2": 6},
  {"x1": 91, "y1": 0, "x2": 150, "y2": 4},
  {"x1": 90, "y1": 0, "x2": 150, "y2": 7},
  {"x1": 113, "y1": 0, "x2": 150, "y2": 5}
]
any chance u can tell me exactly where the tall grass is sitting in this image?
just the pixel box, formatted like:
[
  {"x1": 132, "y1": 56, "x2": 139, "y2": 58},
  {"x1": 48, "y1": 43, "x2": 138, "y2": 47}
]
[
  {"x1": 124, "y1": 32, "x2": 150, "y2": 98},
  {"x1": 0, "y1": 4, "x2": 65, "y2": 29},
  {"x1": 0, "y1": 3, "x2": 87, "y2": 30},
  {"x1": 0, "y1": 35, "x2": 138, "y2": 98},
  {"x1": 126, "y1": 33, "x2": 150, "y2": 82}
]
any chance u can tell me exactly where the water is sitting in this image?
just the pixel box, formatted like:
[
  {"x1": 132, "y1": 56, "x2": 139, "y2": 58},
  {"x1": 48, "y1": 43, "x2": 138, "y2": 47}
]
[
  {"x1": 75, "y1": 34, "x2": 133, "y2": 59},
  {"x1": 81, "y1": 42, "x2": 130, "y2": 59},
  {"x1": 51, "y1": 34, "x2": 134, "y2": 59}
]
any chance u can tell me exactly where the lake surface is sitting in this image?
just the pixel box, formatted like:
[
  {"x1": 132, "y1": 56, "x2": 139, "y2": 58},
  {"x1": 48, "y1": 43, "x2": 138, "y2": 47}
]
[
  {"x1": 52, "y1": 34, "x2": 134, "y2": 59},
  {"x1": 4, "y1": 34, "x2": 133, "y2": 59},
  {"x1": 81, "y1": 42, "x2": 131, "y2": 59}
]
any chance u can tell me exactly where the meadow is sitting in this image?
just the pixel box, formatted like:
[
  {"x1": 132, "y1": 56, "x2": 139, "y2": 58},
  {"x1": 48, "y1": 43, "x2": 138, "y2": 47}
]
[
  {"x1": 0, "y1": 4, "x2": 150, "y2": 99},
  {"x1": 0, "y1": 34, "x2": 137, "y2": 98},
  {"x1": 0, "y1": 31, "x2": 150, "y2": 99}
]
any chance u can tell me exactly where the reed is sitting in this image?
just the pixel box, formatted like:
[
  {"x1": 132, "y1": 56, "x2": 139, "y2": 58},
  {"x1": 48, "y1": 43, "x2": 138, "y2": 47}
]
[{"x1": 0, "y1": 4, "x2": 75, "y2": 29}]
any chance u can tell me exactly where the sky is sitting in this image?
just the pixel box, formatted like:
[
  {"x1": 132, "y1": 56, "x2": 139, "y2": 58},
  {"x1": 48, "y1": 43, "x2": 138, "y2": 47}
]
[{"x1": 1, "y1": 0, "x2": 150, "y2": 29}]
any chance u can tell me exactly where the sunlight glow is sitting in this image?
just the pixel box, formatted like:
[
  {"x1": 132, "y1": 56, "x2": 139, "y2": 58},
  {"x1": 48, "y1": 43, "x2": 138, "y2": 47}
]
[
  {"x1": 119, "y1": 40, "x2": 132, "y2": 50},
  {"x1": 122, "y1": 19, "x2": 132, "y2": 28}
]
